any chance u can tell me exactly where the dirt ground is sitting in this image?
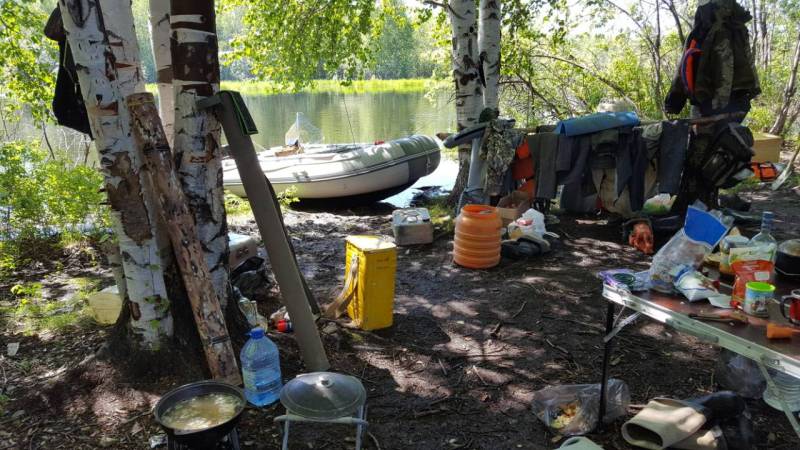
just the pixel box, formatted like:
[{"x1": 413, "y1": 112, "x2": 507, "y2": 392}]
[{"x1": 1, "y1": 181, "x2": 799, "y2": 449}]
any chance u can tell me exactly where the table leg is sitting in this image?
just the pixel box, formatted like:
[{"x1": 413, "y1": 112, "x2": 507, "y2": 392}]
[
  {"x1": 757, "y1": 360, "x2": 800, "y2": 439},
  {"x1": 598, "y1": 301, "x2": 616, "y2": 430}
]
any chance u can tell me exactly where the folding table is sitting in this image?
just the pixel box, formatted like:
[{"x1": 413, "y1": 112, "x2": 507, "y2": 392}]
[{"x1": 598, "y1": 282, "x2": 800, "y2": 438}]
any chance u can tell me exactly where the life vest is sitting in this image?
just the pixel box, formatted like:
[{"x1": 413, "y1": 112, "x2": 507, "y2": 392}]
[{"x1": 680, "y1": 39, "x2": 702, "y2": 96}]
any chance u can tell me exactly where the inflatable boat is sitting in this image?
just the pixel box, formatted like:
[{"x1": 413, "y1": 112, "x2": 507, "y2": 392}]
[{"x1": 222, "y1": 135, "x2": 441, "y2": 203}]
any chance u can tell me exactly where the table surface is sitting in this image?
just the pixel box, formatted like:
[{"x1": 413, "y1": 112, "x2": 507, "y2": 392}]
[{"x1": 602, "y1": 274, "x2": 800, "y2": 375}]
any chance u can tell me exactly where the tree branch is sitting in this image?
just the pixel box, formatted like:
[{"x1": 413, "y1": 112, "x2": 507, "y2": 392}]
[{"x1": 529, "y1": 53, "x2": 640, "y2": 114}]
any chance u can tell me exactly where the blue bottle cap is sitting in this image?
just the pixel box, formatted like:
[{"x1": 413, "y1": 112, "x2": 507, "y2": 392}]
[{"x1": 250, "y1": 327, "x2": 265, "y2": 339}]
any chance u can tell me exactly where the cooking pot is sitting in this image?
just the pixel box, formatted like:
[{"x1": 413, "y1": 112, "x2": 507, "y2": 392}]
[
  {"x1": 153, "y1": 380, "x2": 246, "y2": 450},
  {"x1": 776, "y1": 239, "x2": 800, "y2": 278}
]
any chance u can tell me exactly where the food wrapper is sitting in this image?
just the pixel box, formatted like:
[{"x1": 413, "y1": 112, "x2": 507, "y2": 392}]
[{"x1": 729, "y1": 245, "x2": 776, "y2": 304}]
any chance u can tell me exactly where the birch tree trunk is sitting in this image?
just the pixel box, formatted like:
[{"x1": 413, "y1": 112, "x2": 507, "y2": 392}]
[
  {"x1": 479, "y1": 0, "x2": 501, "y2": 111},
  {"x1": 58, "y1": 0, "x2": 173, "y2": 347},
  {"x1": 170, "y1": 0, "x2": 229, "y2": 307},
  {"x1": 770, "y1": 30, "x2": 800, "y2": 135},
  {"x1": 149, "y1": 0, "x2": 175, "y2": 146},
  {"x1": 446, "y1": 0, "x2": 483, "y2": 204},
  {"x1": 127, "y1": 92, "x2": 241, "y2": 384}
]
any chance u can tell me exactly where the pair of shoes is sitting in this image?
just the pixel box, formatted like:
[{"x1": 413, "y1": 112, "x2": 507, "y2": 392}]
[
  {"x1": 622, "y1": 392, "x2": 753, "y2": 450},
  {"x1": 500, "y1": 236, "x2": 551, "y2": 260}
]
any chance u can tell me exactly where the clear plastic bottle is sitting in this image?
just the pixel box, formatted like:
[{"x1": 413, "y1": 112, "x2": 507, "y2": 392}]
[
  {"x1": 240, "y1": 327, "x2": 282, "y2": 406},
  {"x1": 749, "y1": 211, "x2": 778, "y2": 260}
]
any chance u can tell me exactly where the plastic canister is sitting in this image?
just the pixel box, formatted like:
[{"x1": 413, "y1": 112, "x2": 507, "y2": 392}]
[
  {"x1": 453, "y1": 205, "x2": 502, "y2": 269},
  {"x1": 87, "y1": 286, "x2": 122, "y2": 325},
  {"x1": 743, "y1": 281, "x2": 774, "y2": 317},
  {"x1": 344, "y1": 235, "x2": 396, "y2": 331}
]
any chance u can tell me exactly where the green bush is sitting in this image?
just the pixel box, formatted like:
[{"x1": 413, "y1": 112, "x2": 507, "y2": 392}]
[{"x1": 0, "y1": 140, "x2": 108, "y2": 276}]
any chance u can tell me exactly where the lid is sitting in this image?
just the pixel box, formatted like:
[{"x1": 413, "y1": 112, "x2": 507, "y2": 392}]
[
  {"x1": 779, "y1": 239, "x2": 800, "y2": 257},
  {"x1": 279, "y1": 372, "x2": 366, "y2": 420},
  {"x1": 346, "y1": 235, "x2": 396, "y2": 253},
  {"x1": 250, "y1": 327, "x2": 264, "y2": 339}
]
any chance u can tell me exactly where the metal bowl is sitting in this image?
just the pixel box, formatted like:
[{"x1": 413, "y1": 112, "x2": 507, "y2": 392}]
[{"x1": 153, "y1": 380, "x2": 246, "y2": 450}]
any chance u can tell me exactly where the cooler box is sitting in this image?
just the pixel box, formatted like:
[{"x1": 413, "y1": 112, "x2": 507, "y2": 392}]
[{"x1": 344, "y1": 235, "x2": 396, "y2": 330}]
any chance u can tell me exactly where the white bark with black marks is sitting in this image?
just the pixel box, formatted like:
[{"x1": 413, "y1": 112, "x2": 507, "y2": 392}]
[
  {"x1": 479, "y1": 0, "x2": 501, "y2": 111},
  {"x1": 449, "y1": 0, "x2": 483, "y2": 133},
  {"x1": 58, "y1": 0, "x2": 173, "y2": 347},
  {"x1": 770, "y1": 29, "x2": 800, "y2": 136},
  {"x1": 170, "y1": 0, "x2": 229, "y2": 307},
  {"x1": 446, "y1": 0, "x2": 483, "y2": 202},
  {"x1": 149, "y1": 0, "x2": 174, "y2": 146}
]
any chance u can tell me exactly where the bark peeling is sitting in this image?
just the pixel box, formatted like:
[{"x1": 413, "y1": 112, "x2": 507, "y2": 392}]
[
  {"x1": 59, "y1": 0, "x2": 173, "y2": 348},
  {"x1": 170, "y1": 0, "x2": 229, "y2": 307}
]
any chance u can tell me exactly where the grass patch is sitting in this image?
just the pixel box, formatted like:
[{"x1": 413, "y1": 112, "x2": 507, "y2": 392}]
[
  {"x1": 1, "y1": 278, "x2": 102, "y2": 335},
  {"x1": 225, "y1": 192, "x2": 253, "y2": 218},
  {"x1": 721, "y1": 177, "x2": 762, "y2": 195},
  {"x1": 425, "y1": 196, "x2": 456, "y2": 236},
  {"x1": 147, "y1": 79, "x2": 449, "y2": 97}
]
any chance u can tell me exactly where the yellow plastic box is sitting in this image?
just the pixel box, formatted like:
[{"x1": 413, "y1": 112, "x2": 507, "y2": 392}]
[{"x1": 344, "y1": 235, "x2": 396, "y2": 330}]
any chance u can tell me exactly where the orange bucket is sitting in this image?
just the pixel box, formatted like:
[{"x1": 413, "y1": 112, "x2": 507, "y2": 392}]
[{"x1": 453, "y1": 205, "x2": 502, "y2": 269}]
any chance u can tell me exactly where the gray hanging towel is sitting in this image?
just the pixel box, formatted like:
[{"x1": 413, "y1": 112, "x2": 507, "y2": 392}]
[
  {"x1": 530, "y1": 132, "x2": 561, "y2": 199},
  {"x1": 658, "y1": 121, "x2": 690, "y2": 194}
]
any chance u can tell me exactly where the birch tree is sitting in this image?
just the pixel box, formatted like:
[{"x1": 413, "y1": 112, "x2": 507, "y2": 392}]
[
  {"x1": 479, "y1": 0, "x2": 501, "y2": 111},
  {"x1": 170, "y1": 0, "x2": 229, "y2": 306},
  {"x1": 58, "y1": 0, "x2": 172, "y2": 348},
  {"x1": 770, "y1": 29, "x2": 800, "y2": 135},
  {"x1": 149, "y1": 0, "x2": 174, "y2": 146}
]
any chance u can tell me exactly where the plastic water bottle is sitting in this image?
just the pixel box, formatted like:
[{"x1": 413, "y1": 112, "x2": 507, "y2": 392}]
[
  {"x1": 240, "y1": 327, "x2": 282, "y2": 406},
  {"x1": 748, "y1": 211, "x2": 778, "y2": 257}
]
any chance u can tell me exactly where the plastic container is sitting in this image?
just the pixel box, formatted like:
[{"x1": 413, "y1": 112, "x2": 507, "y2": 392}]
[
  {"x1": 240, "y1": 327, "x2": 282, "y2": 406},
  {"x1": 344, "y1": 235, "x2": 396, "y2": 331},
  {"x1": 454, "y1": 205, "x2": 502, "y2": 269},
  {"x1": 87, "y1": 286, "x2": 122, "y2": 325},
  {"x1": 743, "y1": 281, "x2": 774, "y2": 317}
]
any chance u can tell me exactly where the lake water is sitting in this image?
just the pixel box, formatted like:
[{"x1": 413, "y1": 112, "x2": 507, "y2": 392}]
[
  {"x1": 241, "y1": 91, "x2": 459, "y2": 206},
  {"x1": 242, "y1": 91, "x2": 457, "y2": 148},
  {"x1": 38, "y1": 90, "x2": 460, "y2": 206}
]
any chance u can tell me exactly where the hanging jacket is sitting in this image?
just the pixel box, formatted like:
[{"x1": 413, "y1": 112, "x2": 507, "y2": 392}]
[
  {"x1": 44, "y1": 8, "x2": 92, "y2": 137},
  {"x1": 664, "y1": 0, "x2": 760, "y2": 116}
]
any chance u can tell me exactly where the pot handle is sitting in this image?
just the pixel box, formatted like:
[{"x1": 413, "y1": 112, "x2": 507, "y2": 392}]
[{"x1": 781, "y1": 295, "x2": 796, "y2": 320}]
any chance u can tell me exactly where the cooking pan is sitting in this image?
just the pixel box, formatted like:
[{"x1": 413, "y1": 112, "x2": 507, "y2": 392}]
[{"x1": 153, "y1": 380, "x2": 245, "y2": 450}]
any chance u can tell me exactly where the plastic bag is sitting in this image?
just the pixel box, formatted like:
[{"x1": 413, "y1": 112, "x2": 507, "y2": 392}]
[
  {"x1": 674, "y1": 268, "x2": 719, "y2": 301},
  {"x1": 642, "y1": 194, "x2": 675, "y2": 216},
  {"x1": 531, "y1": 379, "x2": 630, "y2": 436},
  {"x1": 715, "y1": 350, "x2": 765, "y2": 399},
  {"x1": 649, "y1": 204, "x2": 733, "y2": 293},
  {"x1": 508, "y1": 208, "x2": 547, "y2": 240}
]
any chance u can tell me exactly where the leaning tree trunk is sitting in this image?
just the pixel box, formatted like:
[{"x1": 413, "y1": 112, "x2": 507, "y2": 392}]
[
  {"x1": 149, "y1": 0, "x2": 174, "y2": 146},
  {"x1": 59, "y1": 0, "x2": 173, "y2": 348},
  {"x1": 128, "y1": 92, "x2": 241, "y2": 384},
  {"x1": 770, "y1": 29, "x2": 800, "y2": 135},
  {"x1": 446, "y1": 0, "x2": 484, "y2": 204},
  {"x1": 170, "y1": 0, "x2": 229, "y2": 307},
  {"x1": 479, "y1": 0, "x2": 501, "y2": 111}
]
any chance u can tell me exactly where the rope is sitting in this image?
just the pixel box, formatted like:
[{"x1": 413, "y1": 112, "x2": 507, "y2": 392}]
[{"x1": 342, "y1": 93, "x2": 357, "y2": 145}]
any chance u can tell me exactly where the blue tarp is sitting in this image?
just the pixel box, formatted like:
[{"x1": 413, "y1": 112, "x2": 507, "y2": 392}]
[{"x1": 555, "y1": 111, "x2": 640, "y2": 136}]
